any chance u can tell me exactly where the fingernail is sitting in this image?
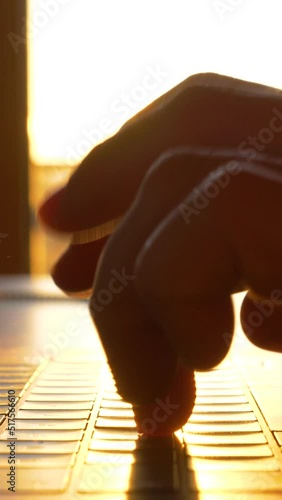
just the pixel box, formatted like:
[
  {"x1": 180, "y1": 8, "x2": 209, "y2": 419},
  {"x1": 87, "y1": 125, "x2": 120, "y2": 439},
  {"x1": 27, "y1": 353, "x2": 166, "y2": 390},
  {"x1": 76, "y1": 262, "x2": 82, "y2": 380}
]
[
  {"x1": 37, "y1": 186, "x2": 67, "y2": 230},
  {"x1": 133, "y1": 362, "x2": 195, "y2": 437}
]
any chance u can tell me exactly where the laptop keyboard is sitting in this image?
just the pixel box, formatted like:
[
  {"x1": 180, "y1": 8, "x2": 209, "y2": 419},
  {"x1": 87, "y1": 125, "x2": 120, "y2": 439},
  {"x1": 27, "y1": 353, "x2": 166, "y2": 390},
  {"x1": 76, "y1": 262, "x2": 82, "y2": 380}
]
[
  {"x1": 0, "y1": 359, "x2": 282, "y2": 497},
  {"x1": 0, "y1": 364, "x2": 38, "y2": 427}
]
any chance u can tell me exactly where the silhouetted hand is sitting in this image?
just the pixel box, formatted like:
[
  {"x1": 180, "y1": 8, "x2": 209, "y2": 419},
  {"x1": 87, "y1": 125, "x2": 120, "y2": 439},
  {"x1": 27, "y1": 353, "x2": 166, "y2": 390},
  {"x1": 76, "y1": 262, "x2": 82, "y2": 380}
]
[{"x1": 39, "y1": 73, "x2": 282, "y2": 435}]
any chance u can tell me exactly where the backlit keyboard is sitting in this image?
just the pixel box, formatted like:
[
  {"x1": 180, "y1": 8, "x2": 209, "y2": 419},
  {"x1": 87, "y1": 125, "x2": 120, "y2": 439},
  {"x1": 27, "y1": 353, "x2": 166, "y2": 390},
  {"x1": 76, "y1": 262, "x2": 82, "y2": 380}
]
[{"x1": 0, "y1": 359, "x2": 282, "y2": 496}]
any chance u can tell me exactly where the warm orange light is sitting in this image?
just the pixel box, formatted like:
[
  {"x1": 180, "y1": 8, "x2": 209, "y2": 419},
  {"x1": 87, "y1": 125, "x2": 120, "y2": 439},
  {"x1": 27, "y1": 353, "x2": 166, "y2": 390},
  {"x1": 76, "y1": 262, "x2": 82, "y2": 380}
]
[{"x1": 28, "y1": 0, "x2": 282, "y2": 166}]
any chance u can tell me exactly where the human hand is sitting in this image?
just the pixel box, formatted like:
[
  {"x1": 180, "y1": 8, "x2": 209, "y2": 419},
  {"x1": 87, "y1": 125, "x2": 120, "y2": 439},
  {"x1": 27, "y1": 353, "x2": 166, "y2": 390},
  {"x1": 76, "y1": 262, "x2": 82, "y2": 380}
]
[{"x1": 38, "y1": 73, "x2": 282, "y2": 435}]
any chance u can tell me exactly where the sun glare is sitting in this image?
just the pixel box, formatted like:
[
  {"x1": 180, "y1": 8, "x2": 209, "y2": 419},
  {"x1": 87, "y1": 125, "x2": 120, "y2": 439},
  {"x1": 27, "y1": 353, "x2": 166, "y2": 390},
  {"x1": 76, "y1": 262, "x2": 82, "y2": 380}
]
[{"x1": 28, "y1": 0, "x2": 282, "y2": 167}]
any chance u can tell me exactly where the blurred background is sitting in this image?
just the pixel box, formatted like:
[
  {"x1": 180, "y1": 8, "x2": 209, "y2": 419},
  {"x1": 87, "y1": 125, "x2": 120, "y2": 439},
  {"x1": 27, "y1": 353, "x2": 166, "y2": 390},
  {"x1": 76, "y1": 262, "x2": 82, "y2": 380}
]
[{"x1": 1, "y1": 0, "x2": 282, "y2": 275}]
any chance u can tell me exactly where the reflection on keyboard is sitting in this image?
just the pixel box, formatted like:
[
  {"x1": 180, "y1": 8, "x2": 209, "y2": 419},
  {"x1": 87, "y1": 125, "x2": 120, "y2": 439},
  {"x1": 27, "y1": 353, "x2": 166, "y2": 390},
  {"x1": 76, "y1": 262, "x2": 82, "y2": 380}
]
[{"x1": 0, "y1": 359, "x2": 282, "y2": 496}]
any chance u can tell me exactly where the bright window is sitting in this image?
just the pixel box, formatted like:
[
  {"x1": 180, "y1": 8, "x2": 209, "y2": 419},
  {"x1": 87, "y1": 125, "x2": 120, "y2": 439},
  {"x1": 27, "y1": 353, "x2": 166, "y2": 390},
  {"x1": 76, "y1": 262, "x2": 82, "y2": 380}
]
[{"x1": 28, "y1": 0, "x2": 282, "y2": 271}]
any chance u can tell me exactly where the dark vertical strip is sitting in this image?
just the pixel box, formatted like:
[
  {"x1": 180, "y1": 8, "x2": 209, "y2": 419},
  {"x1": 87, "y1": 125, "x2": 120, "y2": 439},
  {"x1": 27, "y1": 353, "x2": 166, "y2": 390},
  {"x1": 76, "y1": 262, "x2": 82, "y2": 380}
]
[{"x1": 0, "y1": 1, "x2": 29, "y2": 273}]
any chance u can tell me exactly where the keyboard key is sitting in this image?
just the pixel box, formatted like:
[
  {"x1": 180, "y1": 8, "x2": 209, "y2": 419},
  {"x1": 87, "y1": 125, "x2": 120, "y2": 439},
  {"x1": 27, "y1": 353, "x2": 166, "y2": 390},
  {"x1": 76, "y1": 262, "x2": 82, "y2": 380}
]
[
  {"x1": 27, "y1": 393, "x2": 95, "y2": 402},
  {"x1": 39, "y1": 374, "x2": 99, "y2": 381},
  {"x1": 96, "y1": 418, "x2": 136, "y2": 429},
  {"x1": 195, "y1": 374, "x2": 240, "y2": 380},
  {"x1": 195, "y1": 369, "x2": 237, "y2": 376},
  {"x1": 35, "y1": 380, "x2": 98, "y2": 387},
  {"x1": 185, "y1": 444, "x2": 273, "y2": 458},
  {"x1": 31, "y1": 386, "x2": 97, "y2": 394},
  {"x1": 0, "y1": 453, "x2": 75, "y2": 468},
  {"x1": 0, "y1": 429, "x2": 83, "y2": 441},
  {"x1": 0, "y1": 381, "x2": 28, "y2": 387},
  {"x1": 183, "y1": 422, "x2": 262, "y2": 433},
  {"x1": 189, "y1": 412, "x2": 257, "y2": 423},
  {"x1": 102, "y1": 392, "x2": 122, "y2": 400},
  {"x1": 187, "y1": 457, "x2": 281, "y2": 472},
  {"x1": 86, "y1": 451, "x2": 135, "y2": 465},
  {"x1": 0, "y1": 375, "x2": 30, "y2": 381},
  {"x1": 194, "y1": 470, "x2": 282, "y2": 492},
  {"x1": 183, "y1": 432, "x2": 267, "y2": 445},
  {"x1": 0, "y1": 440, "x2": 79, "y2": 454},
  {"x1": 193, "y1": 403, "x2": 252, "y2": 413},
  {"x1": 101, "y1": 400, "x2": 133, "y2": 409},
  {"x1": 89, "y1": 439, "x2": 136, "y2": 452},
  {"x1": 21, "y1": 401, "x2": 93, "y2": 410},
  {"x1": 93, "y1": 429, "x2": 139, "y2": 441},
  {"x1": 16, "y1": 409, "x2": 89, "y2": 420},
  {"x1": 0, "y1": 468, "x2": 71, "y2": 493},
  {"x1": 0, "y1": 365, "x2": 36, "y2": 373},
  {"x1": 44, "y1": 363, "x2": 100, "y2": 370},
  {"x1": 0, "y1": 397, "x2": 18, "y2": 405},
  {"x1": 195, "y1": 375, "x2": 240, "y2": 382},
  {"x1": 195, "y1": 382, "x2": 241, "y2": 389},
  {"x1": 13, "y1": 419, "x2": 87, "y2": 430},
  {"x1": 98, "y1": 408, "x2": 135, "y2": 418},
  {"x1": 196, "y1": 389, "x2": 244, "y2": 396},
  {"x1": 195, "y1": 396, "x2": 248, "y2": 404},
  {"x1": 0, "y1": 385, "x2": 26, "y2": 391}
]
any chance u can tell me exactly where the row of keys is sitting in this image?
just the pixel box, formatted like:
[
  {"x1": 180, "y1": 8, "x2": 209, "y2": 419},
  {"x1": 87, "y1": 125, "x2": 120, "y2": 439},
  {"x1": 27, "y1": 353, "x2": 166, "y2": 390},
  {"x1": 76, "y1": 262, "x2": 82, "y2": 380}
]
[
  {"x1": 0, "y1": 363, "x2": 38, "y2": 424},
  {"x1": 0, "y1": 360, "x2": 105, "y2": 494},
  {"x1": 185, "y1": 371, "x2": 275, "y2": 462},
  {"x1": 76, "y1": 369, "x2": 281, "y2": 494}
]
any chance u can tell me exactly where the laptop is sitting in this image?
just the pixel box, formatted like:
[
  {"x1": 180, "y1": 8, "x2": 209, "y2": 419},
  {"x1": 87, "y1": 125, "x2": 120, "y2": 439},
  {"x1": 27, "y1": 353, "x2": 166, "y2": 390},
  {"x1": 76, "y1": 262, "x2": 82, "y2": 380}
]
[{"x1": 0, "y1": 275, "x2": 281, "y2": 499}]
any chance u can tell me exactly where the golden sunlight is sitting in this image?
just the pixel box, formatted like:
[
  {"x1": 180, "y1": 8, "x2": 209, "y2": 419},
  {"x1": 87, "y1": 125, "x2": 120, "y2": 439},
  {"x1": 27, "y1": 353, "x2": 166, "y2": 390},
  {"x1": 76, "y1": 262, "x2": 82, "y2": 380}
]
[{"x1": 28, "y1": 0, "x2": 282, "y2": 167}]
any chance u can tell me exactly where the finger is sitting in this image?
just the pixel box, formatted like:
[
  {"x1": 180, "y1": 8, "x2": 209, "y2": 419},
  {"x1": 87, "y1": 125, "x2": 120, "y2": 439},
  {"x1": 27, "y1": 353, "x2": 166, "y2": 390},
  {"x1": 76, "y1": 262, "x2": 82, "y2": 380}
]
[
  {"x1": 240, "y1": 290, "x2": 282, "y2": 352},
  {"x1": 88, "y1": 149, "x2": 227, "y2": 406},
  {"x1": 134, "y1": 162, "x2": 282, "y2": 368},
  {"x1": 38, "y1": 73, "x2": 282, "y2": 231},
  {"x1": 133, "y1": 362, "x2": 196, "y2": 436}
]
